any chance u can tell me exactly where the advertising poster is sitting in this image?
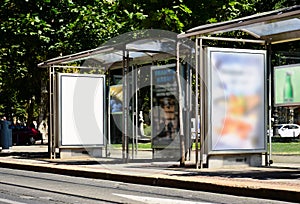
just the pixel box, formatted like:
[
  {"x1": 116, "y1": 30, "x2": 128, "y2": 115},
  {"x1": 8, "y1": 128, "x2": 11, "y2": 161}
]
[
  {"x1": 58, "y1": 74, "x2": 105, "y2": 146},
  {"x1": 275, "y1": 64, "x2": 300, "y2": 106},
  {"x1": 109, "y1": 84, "x2": 123, "y2": 144},
  {"x1": 151, "y1": 64, "x2": 179, "y2": 148},
  {"x1": 109, "y1": 85, "x2": 123, "y2": 114},
  {"x1": 207, "y1": 48, "x2": 266, "y2": 152}
]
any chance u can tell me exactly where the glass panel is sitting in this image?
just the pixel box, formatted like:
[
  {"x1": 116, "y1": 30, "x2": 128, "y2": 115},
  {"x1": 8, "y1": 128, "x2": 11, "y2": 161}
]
[{"x1": 244, "y1": 18, "x2": 300, "y2": 37}]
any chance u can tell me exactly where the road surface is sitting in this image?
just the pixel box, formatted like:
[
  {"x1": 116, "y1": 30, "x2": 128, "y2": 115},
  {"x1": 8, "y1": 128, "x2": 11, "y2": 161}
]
[{"x1": 0, "y1": 167, "x2": 294, "y2": 204}]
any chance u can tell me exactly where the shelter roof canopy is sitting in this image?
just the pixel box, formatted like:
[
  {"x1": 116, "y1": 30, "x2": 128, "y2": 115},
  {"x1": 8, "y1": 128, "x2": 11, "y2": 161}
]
[
  {"x1": 38, "y1": 37, "x2": 179, "y2": 69},
  {"x1": 179, "y1": 5, "x2": 300, "y2": 44}
]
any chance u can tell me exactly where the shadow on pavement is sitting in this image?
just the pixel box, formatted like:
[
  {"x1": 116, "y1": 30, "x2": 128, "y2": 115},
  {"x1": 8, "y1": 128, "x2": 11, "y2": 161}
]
[
  {"x1": 0, "y1": 151, "x2": 49, "y2": 159},
  {"x1": 175, "y1": 167, "x2": 300, "y2": 180}
]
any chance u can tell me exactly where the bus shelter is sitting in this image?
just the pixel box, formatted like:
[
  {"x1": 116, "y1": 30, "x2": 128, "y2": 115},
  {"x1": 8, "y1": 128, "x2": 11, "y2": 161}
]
[
  {"x1": 38, "y1": 30, "x2": 194, "y2": 163},
  {"x1": 38, "y1": 5, "x2": 300, "y2": 168},
  {"x1": 178, "y1": 5, "x2": 300, "y2": 168}
]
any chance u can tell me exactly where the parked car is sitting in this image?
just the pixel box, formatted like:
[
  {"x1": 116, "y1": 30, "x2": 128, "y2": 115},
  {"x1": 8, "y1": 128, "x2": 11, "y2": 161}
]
[
  {"x1": 11, "y1": 125, "x2": 42, "y2": 145},
  {"x1": 191, "y1": 117, "x2": 200, "y2": 142},
  {"x1": 268, "y1": 124, "x2": 300, "y2": 138}
]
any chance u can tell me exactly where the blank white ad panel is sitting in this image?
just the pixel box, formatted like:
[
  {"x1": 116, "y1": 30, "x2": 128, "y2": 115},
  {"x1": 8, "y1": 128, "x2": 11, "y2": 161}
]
[{"x1": 59, "y1": 74, "x2": 105, "y2": 146}]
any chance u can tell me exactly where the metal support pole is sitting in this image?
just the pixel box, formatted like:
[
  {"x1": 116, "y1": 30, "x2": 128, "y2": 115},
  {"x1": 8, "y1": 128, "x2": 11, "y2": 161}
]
[
  {"x1": 107, "y1": 71, "x2": 111, "y2": 157},
  {"x1": 131, "y1": 65, "x2": 137, "y2": 159},
  {"x1": 177, "y1": 41, "x2": 185, "y2": 166},
  {"x1": 199, "y1": 38, "x2": 205, "y2": 169},
  {"x1": 186, "y1": 63, "x2": 191, "y2": 161},
  {"x1": 122, "y1": 50, "x2": 126, "y2": 162},
  {"x1": 125, "y1": 51, "x2": 130, "y2": 163},
  {"x1": 189, "y1": 66, "x2": 193, "y2": 161},
  {"x1": 195, "y1": 38, "x2": 199, "y2": 169},
  {"x1": 48, "y1": 66, "x2": 52, "y2": 159},
  {"x1": 267, "y1": 43, "x2": 273, "y2": 166},
  {"x1": 182, "y1": 62, "x2": 189, "y2": 161},
  {"x1": 131, "y1": 65, "x2": 134, "y2": 159},
  {"x1": 49, "y1": 65, "x2": 56, "y2": 159},
  {"x1": 135, "y1": 65, "x2": 139, "y2": 157},
  {"x1": 151, "y1": 60, "x2": 154, "y2": 160}
]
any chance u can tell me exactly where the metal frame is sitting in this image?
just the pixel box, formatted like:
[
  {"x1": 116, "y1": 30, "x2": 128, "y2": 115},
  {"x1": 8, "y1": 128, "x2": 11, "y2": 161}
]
[
  {"x1": 192, "y1": 36, "x2": 267, "y2": 168},
  {"x1": 122, "y1": 50, "x2": 129, "y2": 162},
  {"x1": 200, "y1": 37, "x2": 206, "y2": 168},
  {"x1": 48, "y1": 65, "x2": 56, "y2": 159},
  {"x1": 191, "y1": 37, "x2": 269, "y2": 168},
  {"x1": 184, "y1": 60, "x2": 192, "y2": 161},
  {"x1": 205, "y1": 46, "x2": 267, "y2": 154},
  {"x1": 57, "y1": 73, "x2": 106, "y2": 147},
  {"x1": 177, "y1": 41, "x2": 185, "y2": 165},
  {"x1": 198, "y1": 36, "x2": 265, "y2": 44},
  {"x1": 176, "y1": 42, "x2": 193, "y2": 164},
  {"x1": 48, "y1": 65, "x2": 109, "y2": 159},
  {"x1": 266, "y1": 43, "x2": 273, "y2": 166}
]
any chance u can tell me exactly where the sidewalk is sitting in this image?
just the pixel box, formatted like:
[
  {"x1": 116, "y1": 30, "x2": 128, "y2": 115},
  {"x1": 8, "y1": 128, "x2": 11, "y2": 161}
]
[{"x1": 0, "y1": 145, "x2": 300, "y2": 203}]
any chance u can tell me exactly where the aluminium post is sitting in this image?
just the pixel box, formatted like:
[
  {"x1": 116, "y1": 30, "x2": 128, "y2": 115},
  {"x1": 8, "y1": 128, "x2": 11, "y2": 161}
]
[
  {"x1": 199, "y1": 37, "x2": 205, "y2": 169},
  {"x1": 267, "y1": 43, "x2": 273, "y2": 166},
  {"x1": 195, "y1": 37, "x2": 199, "y2": 169},
  {"x1": 48, "y1": 65, "x2": 56, "y2": 159},
  {"x1": 177, "y1": 40, "x2": 186, "y2": 166}
]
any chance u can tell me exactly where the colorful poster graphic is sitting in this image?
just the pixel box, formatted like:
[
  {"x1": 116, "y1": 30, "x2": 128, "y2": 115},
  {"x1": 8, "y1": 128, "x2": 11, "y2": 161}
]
[
  {"x1": 109, "y1": 85, "x2": 123, "y2": 113},
  {"x1": 208, "y1": 48, "x2": 266, "y2": 151},
  {"x1": 109, "y1": 84, "x2": 123, "y2": 144},
  {"x1": 275, "y1": 64, "x2": 300, "y2": 106}
]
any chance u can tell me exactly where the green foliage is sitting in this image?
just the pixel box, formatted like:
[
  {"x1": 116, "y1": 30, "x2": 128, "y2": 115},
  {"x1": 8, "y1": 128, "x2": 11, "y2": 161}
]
[
  {"x1": 0, "y1": 0, "x2": 298, "y2": 124},
  {"x1": 0, "y1": 0, "x2": 133, "y2": 123},
  {"x1": 112, "y1": 142, "x2": 151, "y2": 149},
  {"x1": 118, "y1": 0, "x2": 192, "y2": 32},
  {"x1": 143, "y1": 124, "x2": 152, "y2": 137},
  {"x1": 184, "y1": 0, "x2": 297, "y2": 29}
]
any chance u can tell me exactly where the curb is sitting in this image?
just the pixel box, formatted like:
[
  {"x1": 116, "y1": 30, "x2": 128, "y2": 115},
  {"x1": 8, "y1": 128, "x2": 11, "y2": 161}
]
[{"x1": 0, "y1": 161, "x2": 299, "y2": 203}]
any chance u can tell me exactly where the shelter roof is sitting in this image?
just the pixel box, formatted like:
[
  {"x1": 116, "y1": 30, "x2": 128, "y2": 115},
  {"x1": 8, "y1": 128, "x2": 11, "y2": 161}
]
[
  {"x1": 179, "y1": 5, "x2": 300, "y2": 44},
  {"x1": 37, "y1": 32, "x2": 183, "y2": 69}
]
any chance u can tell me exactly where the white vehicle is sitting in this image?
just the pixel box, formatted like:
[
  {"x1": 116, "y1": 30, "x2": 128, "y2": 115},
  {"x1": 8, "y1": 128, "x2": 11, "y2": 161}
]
[
  {"x1": 271, "y1": 124, "x2": 300, "y2": 138},
  {"x1": 191, "y1": 117, "x2": 200, "y2": 141}
]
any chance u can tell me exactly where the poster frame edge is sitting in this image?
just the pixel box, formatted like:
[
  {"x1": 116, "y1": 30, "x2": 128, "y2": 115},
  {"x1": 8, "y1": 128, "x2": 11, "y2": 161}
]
[{"x1": 57, "y1": 73, "x2": 106, "y2": 148}]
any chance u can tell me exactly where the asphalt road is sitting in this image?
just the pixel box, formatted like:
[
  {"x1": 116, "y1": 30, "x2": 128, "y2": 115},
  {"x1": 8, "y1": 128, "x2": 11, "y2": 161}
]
[{"x1": 0, "y1": 167, "x2": 296, "y2": 204}]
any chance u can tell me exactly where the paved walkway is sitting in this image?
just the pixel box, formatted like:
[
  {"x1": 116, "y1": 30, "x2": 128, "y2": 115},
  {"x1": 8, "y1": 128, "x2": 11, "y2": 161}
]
[{"x1": 0, "y1": 145, "x2": 300, "y2": 203}]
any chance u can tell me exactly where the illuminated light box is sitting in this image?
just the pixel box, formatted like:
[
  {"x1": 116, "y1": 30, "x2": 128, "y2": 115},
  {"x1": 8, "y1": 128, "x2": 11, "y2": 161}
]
[
  {"x1": 274, "y1": 64, "x2": 300, "y2": 106},
  {"x1": 206, "y1": 47, "x2": 266, "y2": 153}
]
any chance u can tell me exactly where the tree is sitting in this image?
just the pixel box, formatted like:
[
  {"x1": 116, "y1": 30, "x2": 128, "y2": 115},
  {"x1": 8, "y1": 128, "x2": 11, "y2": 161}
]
[
  {"x1": 0, "y1": 0, "x2": 298, "y2": 125},
  {"x1": 118, "y1": 0, "x2": 192, "y2": 32},
  {"x1": 0, "y1": 0, "x2": 140, "y2": 124}
]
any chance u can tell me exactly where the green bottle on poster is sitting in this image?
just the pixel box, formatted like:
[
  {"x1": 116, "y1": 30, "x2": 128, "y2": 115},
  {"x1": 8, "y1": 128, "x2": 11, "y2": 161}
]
[{"x1": 284, "y1": 72, "x2": 293, "y2": 103}]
